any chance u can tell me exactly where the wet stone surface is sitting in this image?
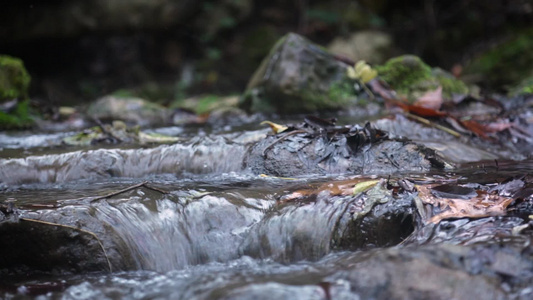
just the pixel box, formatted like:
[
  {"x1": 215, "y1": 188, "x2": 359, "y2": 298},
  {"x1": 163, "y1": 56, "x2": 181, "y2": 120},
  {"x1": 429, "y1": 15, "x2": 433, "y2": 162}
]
[{"x1": 1, "y1": 116, "x2": 533, "y2": 299}]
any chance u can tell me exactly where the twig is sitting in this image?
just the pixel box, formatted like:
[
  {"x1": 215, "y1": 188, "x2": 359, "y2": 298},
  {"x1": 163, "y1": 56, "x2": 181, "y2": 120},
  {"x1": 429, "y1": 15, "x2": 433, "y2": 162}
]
[
  {"x1": 90, "y1": 181, "x2": 149, "y2": 202},
  {"x1": 262, "y1": 129, "x2": 307, "y2": 157},
  {"x1": 20, "y1": 218, "x2": 113, "y2": 273},
  {"x1": 143, "y1": 183, "x2": 170, "y2": 194},
  {"x1": 92, "y1": 117, "x2": 122, "y2": 143},
  {"x1": 406, "y1": 112, "x2": 461, "y2": 138}
]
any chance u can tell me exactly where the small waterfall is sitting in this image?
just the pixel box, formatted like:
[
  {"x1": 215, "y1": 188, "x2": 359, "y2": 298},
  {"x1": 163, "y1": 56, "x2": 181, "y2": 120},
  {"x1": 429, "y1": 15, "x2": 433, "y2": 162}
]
[
  {"x1": 0, "y1": 136, "x2": 249, "y2": 185},
  {"x1": 240, "y1": 192, "x2": 358, "y2": 263},
  {"x1": 94, "y1": 191, "x2": 269, "y2": 272}
]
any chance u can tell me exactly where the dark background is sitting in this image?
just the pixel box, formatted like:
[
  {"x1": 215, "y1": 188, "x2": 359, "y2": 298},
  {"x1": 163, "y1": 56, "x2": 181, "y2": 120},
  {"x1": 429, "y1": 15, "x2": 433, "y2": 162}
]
[{"x1": 1, "y1": 0, "x2": 532, "y2": 105}]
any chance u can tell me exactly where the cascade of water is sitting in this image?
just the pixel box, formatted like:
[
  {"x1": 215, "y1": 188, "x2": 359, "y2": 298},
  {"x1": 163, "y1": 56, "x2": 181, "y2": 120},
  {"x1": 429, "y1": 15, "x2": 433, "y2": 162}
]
[
  {"x1": 93, "y1": 191, "x2": 269, "y2": 272},
  {"x1": 0, "y1": 136, "x2": 249, "y2": 185}
]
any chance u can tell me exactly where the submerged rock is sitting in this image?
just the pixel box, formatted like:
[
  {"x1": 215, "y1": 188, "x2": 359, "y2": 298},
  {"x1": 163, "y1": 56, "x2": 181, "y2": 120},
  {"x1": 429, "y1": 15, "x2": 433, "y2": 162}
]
[{"x1": 240, "y1": 33, "x2": 357, "y2": 114}]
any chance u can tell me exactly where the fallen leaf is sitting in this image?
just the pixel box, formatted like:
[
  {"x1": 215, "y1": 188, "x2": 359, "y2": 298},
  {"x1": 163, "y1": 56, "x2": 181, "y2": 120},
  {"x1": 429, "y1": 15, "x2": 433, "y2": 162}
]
[
  {"x1": 279, "y1": 178, "x2": 381, "y2": 203},
  {"x1": 414, "y1": 86, "x2": 443, "y2": 110},
  {"x1": 458, "y1": 119, "x2": 492, "y2": 139},
  {"x1": 260, "y1": 121, "x2": 288, "y2": 134},
  {"x1": 416, "y1": 185, "x2": 514, "y2": 224},
  {"x1": 353, "y1": 180, "x2": 380, "y2": 195}
]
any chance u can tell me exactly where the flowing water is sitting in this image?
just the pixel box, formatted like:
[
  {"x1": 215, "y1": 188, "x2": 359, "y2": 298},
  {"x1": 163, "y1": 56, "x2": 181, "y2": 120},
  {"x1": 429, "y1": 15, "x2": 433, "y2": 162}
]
[{"x1": 1, "y1": 119, "x2": 532, "y2": 300}]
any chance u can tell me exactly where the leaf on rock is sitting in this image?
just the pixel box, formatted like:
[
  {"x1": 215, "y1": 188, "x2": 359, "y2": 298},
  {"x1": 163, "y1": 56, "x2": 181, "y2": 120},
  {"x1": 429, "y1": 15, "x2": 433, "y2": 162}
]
[
  {"x1": 416, "y1": 185, "x2": 514, "y2": 224},
  {"x1": 260, "y1": 121, "x2": 288, "y2": 134},
  {"x1": 279, "y1": 178, "x2": 382, "y2": 203}
]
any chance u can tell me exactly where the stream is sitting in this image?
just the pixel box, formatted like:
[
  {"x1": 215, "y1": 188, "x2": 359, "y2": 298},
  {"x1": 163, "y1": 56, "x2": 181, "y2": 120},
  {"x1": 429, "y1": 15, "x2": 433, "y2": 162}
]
[{"x1": 1, "y1": 115, "x2": 532, "y2": 300}]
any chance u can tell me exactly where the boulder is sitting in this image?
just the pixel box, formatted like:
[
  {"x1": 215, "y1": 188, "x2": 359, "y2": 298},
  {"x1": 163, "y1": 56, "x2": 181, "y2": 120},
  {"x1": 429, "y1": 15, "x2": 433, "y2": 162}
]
[{"x1": 240, "y1": 33, "x2": 357, "y2": 114}]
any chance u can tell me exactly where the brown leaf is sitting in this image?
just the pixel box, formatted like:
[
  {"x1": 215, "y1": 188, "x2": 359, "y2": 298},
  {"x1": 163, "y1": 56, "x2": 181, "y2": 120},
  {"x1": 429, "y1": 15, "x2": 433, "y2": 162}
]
[
  {"x1": 458, "y1": 119, "x2": 492, "y2": 139},
  {"x1": 414, "y1": 86, "x2": 443, "y2": 110},
  {"x1": 416, "y1": 185, "x2": 514, "y2": 224},
  {"x1": 279, "y1": 178, "x2": 380, "y2": 204}
]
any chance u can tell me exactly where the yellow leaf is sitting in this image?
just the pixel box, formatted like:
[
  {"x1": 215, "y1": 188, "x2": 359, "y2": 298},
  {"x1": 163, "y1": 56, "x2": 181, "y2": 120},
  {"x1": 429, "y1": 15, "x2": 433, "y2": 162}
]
[
  {"x1": 260, "y1": 121, "x2": 288, "y2": 134},
  {"x1": 346, "y1": 66, "x2": 358, "y2": 79},
  {"x1": 352, "y1": 179, "x2": 380, "y2": 195},
  {"x1": 349, "y1": 60, "x2": 377, "y2": 83}
]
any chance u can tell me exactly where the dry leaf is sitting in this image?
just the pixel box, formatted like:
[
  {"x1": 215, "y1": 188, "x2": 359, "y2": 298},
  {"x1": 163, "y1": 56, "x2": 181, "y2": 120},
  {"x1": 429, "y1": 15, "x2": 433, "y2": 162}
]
[
  {"x1": 279, "y1": 178, "x2": 381, "y2": 203},
  {"x1": 416, "y1": 185, "x2": 514, "y2": 224}
]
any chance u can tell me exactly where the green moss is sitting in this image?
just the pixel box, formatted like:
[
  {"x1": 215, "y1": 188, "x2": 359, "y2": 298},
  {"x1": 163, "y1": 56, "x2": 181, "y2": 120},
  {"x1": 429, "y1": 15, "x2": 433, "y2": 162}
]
[
  {"x1": 433, "y1": 68, "x2": 469, "y2": 98},
  {"x1": 376, "y1": 55, "x2": 433, "y2": 95},
  {"x1": 0, "y1": 99, "x2": 33, "y2": 129},
  {"x1": 0, "y1": 55, "x2": 31, "y2": 101},
  {"x1": 376, "y1": 55, "x2": 468, "y2": 101}
]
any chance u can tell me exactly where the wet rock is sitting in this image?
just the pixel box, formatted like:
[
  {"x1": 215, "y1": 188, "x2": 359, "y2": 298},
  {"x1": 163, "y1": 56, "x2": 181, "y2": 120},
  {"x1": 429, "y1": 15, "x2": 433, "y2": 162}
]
[
  {"x1": 241, "y1": 180, "x2": 415, "y2": 263},
  {"x1": 0, "y1": 186, "x2": 270, "y2": 275},
  {"x1": 87, "y1": 95, "x2": 171, "y2": 127},
  {"x1": 0, "y1": 208, "x2": 119, "y2": 275},
  {"x1": 240, "y1": 33, "x2": 357, "y2": 114},
  {"x1": 325, "y1": 243, "x2": 530, "y2": 300},
  {"x1": 244, "y1": 121, "x2": 449, "y2": 177},
  {"x1": 373, "y1": 114, "x2": 527, "y2": 163},
  {"x1": 327, "y1": 30, "x2": 393, "y2": 64}
]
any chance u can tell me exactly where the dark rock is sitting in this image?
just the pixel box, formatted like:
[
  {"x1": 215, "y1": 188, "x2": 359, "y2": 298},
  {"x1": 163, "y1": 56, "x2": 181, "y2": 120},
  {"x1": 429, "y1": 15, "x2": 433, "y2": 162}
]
[
  {"x1": 240, "y1": 33, "x2": 357, "y2": 114},
  {"x1": 325, "y1": 243, "x2": 528, "y2": 300},
  {"x1": 244, "y1": 121, "x2": 449, "y2": 177}
]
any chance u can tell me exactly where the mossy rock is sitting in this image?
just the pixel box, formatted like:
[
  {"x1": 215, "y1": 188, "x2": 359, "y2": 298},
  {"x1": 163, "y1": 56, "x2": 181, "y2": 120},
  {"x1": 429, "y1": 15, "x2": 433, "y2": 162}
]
[
  {"x1": 376, "y1": 55, "x2": 468, "y2": 102},
  {"x1": 0, "y1": 99, "x2": 33, "y2": 129},
  {"x1": 0, "y1": 55, "x2": 31, "y2": 102},
  {"x1": 0, "y1": 55, "x2": 33, "y2": 129},
  {"x1": 240, "y1": 33, "x2": 358, "y2": 114}
]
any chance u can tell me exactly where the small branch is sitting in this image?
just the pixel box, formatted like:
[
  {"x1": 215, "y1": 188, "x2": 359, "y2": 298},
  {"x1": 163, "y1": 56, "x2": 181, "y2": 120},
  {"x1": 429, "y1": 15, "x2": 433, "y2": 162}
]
[
  {"x1": 262, "y1": 129, "x2": 307, "y2": 157},
  {"x1": 143, "y1": 183, "x2": 170, "y2": 194},
  {"x1": 406, "y1": 112, "x2": 461, "y2": 138},
  {"x1": 90, "y1": 181, "x2": 148, "y2": 202},
  {"x1": 20, "y1": 218, "x2": 113, "y2": 273}
]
